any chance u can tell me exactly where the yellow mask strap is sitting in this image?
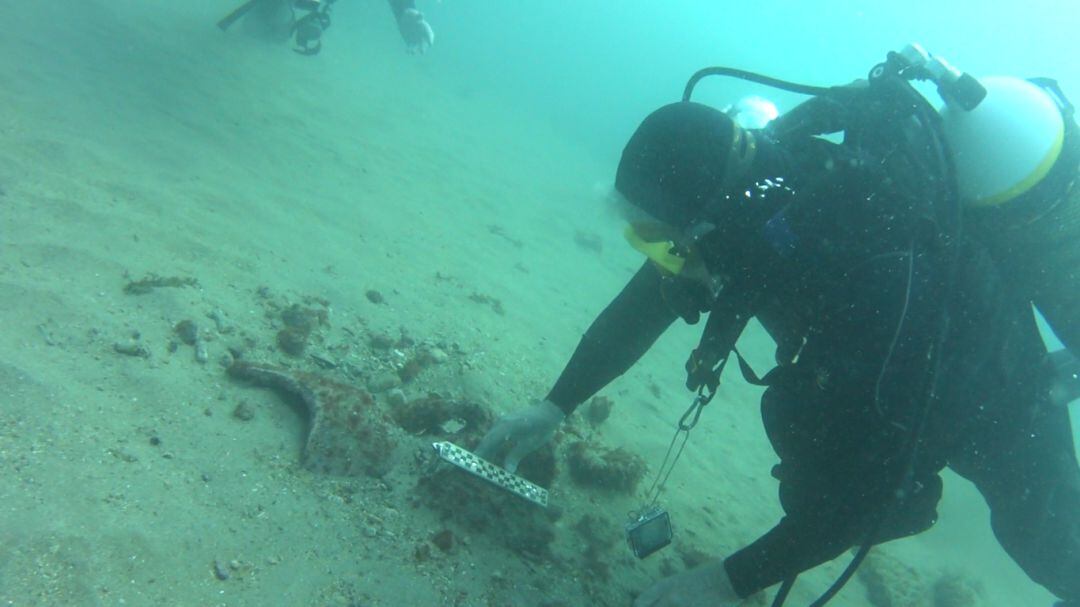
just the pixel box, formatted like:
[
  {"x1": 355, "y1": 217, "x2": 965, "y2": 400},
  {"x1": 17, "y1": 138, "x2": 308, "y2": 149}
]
[{"x1": 624, "y1": 224, "x2": 686, "y2": 275}]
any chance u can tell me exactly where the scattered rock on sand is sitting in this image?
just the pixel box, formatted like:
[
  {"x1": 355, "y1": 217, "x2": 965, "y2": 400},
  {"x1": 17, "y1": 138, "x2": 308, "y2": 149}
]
[
  {"x1": 369, "y1": 332, "x2": 395, "y2": 350},
  {"x1": 933, "y1": 572, "x2": 983, "y2": 607},
  {"x1": 390, "y1": 395, "x2": 491, "y2": 444},
  {"x1": 232, "y1": 401, "x2": 255, "y2": 421},
  {"x1": 565, "y1": 441, "x2": 646, "y2": 494},
  {"x1": 212, "y1": 559, "x2": 230, "y2": 581},
  {"x1": 174, "y1": 320, "x2": 199, "y2": 345},
  {"x1": 207, "y1": 308, "x2": 233, "y2": 334},
  {"x1": 113, "y1": 340, "x2": 150, "y2": 358},
  {"x1": 859, "y1": 549, "x2": 926, "y2": 607},
  {"x1": 431, "y1": 529, "x2": 455, "y2": 553},
  {"x1": 584, "y1": 395, "x2": 613, "y2": 427},
  {"x1": 275, "y1": 303, "x2": 327, "y2": 357},
  {"x1": 424, "y1": 346, "x2": 449, "y2": 364},
  {"x1": 276, "y1": 327, "x2": 308, "y2": 357},
  {"x1": 386, "y1": 388, "x2": 407, "y2": 407},
  {"x1": 367, "y1": 371, "x2": 401, "y2": 393}
]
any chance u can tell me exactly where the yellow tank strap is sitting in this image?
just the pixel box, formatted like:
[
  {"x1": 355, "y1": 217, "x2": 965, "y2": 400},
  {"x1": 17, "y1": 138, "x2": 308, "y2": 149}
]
[{"x1": 973, "y1": 123, "x2": 1066, "y2": 207}]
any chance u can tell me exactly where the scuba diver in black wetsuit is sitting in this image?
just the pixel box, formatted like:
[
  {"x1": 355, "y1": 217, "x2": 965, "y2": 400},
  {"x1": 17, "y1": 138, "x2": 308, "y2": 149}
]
[
  {"x1": 217, "y1": 0, "x2": 434, "y2": 56},
  {"x1": 476, "y1": 45, "x2": 1080, "y2": 607}
]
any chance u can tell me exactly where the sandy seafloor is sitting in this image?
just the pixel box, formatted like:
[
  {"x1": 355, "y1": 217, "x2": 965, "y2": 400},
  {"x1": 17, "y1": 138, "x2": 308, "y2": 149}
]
[{"x1": 0, "y1": 2, "x2": 1060, "y2": 606}]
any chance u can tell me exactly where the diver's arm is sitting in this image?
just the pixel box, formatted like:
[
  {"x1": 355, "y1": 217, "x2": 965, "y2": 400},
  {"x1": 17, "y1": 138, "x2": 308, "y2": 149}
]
[{"x1": 546, "y1": 263, "x2": 679, "y2": 415}]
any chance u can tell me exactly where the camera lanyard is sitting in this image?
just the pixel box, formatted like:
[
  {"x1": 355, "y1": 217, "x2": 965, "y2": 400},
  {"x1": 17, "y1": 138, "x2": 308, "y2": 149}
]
[
  {"x1": 637, "y1": 371, "x2": 723, "y2": 514},
  {"x1": 635, "y1": 346, "x2": 767, "y2": 514}
]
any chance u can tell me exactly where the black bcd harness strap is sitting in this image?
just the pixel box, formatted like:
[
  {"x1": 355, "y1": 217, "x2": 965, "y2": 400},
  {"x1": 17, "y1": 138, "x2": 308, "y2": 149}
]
[{"x1": 685, "y1": 308, "x2": 776, "y2": 396}]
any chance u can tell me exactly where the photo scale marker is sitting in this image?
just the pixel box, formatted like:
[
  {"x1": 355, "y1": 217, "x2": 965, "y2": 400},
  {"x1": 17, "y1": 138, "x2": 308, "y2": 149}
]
[{"x1": 431, "y1": 441, "x2": 549, "y2": 508}]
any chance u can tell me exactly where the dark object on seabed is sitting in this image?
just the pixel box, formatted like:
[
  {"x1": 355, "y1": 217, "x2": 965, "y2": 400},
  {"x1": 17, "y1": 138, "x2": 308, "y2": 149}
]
[
  {"x1": 565, "y1": 441, "x2": 647, "y2": 493},
  {"x1": 123, "y1": 273, "x2": 199, "y2": 295},
  {"x1": 583, "y1": 395, "x2": 614, "y2": 426},
  {"x1": 226, "y1": 360, "x2": 394, "y2": 476}
]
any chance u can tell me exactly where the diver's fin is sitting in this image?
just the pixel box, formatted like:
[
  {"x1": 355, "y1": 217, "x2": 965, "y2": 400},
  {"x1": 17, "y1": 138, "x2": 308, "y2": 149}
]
[{"x1": 217, "y1": 0, "x2": 262, "y2": 31}]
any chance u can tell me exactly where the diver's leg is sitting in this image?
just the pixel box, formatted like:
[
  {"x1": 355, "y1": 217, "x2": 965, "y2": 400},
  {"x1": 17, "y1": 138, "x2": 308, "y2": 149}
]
[
  {"x1": 724, "y1": 379, "x2": 943, "y2": 597},
  {"x1": 953, "y1": 400, "x2": 1080, "y2": 602}
]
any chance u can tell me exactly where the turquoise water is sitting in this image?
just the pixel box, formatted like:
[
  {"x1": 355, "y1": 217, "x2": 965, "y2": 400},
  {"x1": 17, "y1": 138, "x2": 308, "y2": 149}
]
[{"x1": 0, "y1": 1, "x2": 1075, "y2": 606}]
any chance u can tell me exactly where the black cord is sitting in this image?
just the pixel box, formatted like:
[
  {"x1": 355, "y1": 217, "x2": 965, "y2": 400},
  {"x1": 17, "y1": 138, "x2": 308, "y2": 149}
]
[
  {"x1": 682, "y1": 67, "x2": 832, "y2": 103},
  {"x1": 806, "y1": 543, "x2": 874, "y2": 607},
  {"x1": 771, "y1": 577, "x2": 796, "y2": 607},
  {"x1": 874, "y1": 243, "x2": 915, "y2": 418}
]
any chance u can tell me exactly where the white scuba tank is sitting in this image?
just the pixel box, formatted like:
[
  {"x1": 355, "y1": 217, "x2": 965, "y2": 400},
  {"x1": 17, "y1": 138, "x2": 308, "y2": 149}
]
[{"x1": 939, "y1": 76, "x2": 1066, "y2": 207}]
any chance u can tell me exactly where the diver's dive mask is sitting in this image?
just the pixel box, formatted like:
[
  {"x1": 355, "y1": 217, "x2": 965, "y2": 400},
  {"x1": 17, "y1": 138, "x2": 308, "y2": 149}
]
[
  {"x1": 624, "y1": 221, "x2": 723, "y2": 275},
  {"x1": 625, "y1": 220, "x2": 726, "y2": 307}
]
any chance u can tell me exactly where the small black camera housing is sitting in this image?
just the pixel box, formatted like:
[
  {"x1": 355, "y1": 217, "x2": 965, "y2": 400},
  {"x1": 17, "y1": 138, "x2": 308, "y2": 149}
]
[{"x1": 625, "y1": 508, "x2": 673, "y2": 559}]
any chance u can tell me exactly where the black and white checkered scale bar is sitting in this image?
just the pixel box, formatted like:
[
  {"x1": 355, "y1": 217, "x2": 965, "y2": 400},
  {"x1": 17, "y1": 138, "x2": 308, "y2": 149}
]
[{"x1": 432, "y1": 441, "x2": 549, "y2": 508}]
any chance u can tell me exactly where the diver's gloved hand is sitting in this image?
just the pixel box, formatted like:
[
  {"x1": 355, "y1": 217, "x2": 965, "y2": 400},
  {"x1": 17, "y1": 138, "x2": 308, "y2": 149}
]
[
  {"x1": 474, "y1": 399, "x2": 564, "y2": 473},
  {"x1": 634, "y1": 558, "x2": 743, "y2": 607},
  {"x1": 396, "y1": 8, "x2": 434, "y2": 54}
]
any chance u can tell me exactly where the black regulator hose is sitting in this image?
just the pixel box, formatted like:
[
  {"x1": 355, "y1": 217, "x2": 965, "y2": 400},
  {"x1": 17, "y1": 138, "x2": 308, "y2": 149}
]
[
  {"x1": 770, "y1": 577, "x2": 796, "y2": 607},
  {"x1": 682, "y1": 67, "x2": 833, "y2": 102}
]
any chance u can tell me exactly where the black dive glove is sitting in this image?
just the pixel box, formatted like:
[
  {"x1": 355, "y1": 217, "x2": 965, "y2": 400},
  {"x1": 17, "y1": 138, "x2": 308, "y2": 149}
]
[{"x1": 659, "y1": 275, "x2": 710, "y2": 325}]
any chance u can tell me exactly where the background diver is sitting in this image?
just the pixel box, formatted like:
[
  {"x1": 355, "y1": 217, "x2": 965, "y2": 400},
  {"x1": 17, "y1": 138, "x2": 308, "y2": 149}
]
[
  {"x1": 477, "y1": 47, "x2": 1080, "y2": 607},
  {"x1": 217, "y1": 0, "x2": 434, "y2": 56}
]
